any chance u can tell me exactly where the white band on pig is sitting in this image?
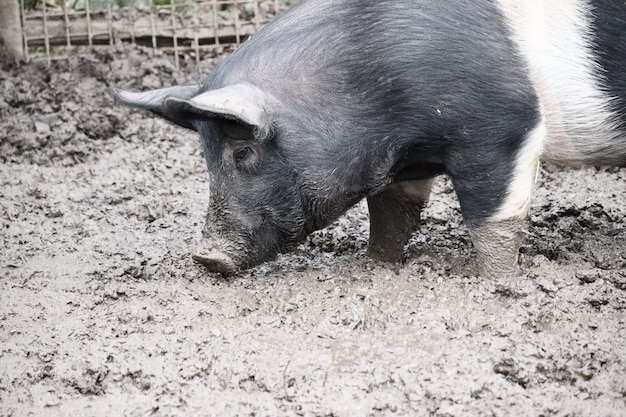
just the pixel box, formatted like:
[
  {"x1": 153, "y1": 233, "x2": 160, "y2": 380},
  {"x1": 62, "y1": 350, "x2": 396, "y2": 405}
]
[
  {"x1": 495, "y1": 0, "x2": 626, "y2": 165},
  {"x1": 492, "y1": 119, "x2": 546, "y2": 222}
]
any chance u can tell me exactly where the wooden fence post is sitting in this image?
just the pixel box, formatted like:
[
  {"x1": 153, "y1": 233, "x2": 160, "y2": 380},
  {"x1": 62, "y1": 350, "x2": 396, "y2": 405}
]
[{"x1": 0, "y1": 0, "x2": 26, "y2": 62}]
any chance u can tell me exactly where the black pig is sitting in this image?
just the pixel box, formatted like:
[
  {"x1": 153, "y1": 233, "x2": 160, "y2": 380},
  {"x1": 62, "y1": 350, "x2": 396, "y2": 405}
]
[{"x1": 111, "y1": 0, "x2": 626, "y2": 276}]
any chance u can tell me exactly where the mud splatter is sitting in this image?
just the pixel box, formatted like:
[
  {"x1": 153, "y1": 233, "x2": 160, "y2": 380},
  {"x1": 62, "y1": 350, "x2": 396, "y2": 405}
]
[{"x1": 1, "y1": 44, "x2": 624, "y2": 416}]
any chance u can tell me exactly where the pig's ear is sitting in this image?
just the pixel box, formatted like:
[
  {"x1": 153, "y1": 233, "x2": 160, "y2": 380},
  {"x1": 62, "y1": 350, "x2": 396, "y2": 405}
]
[
  {"x1": 163, "y1": 83, "x2": 270, "y2": 138},
  {"x1": 109, "y1": 84, "x2": 203, "y2": 130}
]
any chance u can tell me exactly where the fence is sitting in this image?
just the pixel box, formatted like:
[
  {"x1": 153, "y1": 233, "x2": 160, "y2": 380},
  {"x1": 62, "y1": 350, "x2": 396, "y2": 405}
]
[{"x1": 7, "y1": 0, "x2": 289, "y2": 67}]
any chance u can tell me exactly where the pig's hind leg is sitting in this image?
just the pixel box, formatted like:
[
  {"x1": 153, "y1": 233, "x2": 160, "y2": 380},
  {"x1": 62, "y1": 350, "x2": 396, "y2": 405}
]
[{"x1": 366, "y1": 179, "x2": 434, "y2": 263}]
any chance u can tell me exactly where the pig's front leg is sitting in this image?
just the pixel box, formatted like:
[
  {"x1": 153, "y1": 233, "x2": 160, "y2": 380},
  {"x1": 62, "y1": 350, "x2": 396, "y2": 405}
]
[
  {"x1": 366, "y1": 179, "x2": 434, "y2": 263},
  {"x1": 466, "y1": 218, "x2": 527, "y2": 277},
  {"x1": 453, "y1": 124, "x2": 546, "y2": 277}
]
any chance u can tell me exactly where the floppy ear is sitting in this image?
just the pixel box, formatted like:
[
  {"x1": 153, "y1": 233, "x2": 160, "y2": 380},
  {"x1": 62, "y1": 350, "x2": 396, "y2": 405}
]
[
  {"x1": 109, "y1": 84, "x2": 202, "y2": 130},
  {"x1": 110, "y1": 83, "x2": 270, "y2": 135},
  {"x1": 164, "y1": 83, "x2": 270, "y2": 138}
]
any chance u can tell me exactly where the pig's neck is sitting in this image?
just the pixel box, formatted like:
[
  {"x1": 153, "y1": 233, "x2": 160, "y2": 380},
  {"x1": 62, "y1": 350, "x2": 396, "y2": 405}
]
[{"x1": 297, "y1": 130, "x2": 410, "y2": 233}]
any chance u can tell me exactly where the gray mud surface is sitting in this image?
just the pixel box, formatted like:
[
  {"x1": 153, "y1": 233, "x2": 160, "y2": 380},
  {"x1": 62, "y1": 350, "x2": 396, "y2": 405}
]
[{"x1": 1, "y1": 45, "x2": 625, "y2": 416}]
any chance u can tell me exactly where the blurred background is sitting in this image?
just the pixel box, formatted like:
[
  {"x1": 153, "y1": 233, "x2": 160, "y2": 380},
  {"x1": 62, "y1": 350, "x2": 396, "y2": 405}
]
[{"x1": 0, "y1": 0, "x2": 292, "y2": 68}]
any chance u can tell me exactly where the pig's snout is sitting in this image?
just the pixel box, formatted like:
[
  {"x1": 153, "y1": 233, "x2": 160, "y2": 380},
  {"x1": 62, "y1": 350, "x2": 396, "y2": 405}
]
[{"x1": 192, "y1": 239, "x2": 238, "y2": 275}]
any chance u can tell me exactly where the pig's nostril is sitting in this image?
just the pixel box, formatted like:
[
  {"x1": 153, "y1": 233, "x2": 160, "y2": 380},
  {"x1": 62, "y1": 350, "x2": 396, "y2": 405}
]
[{"x1": 192, "y1": 243, "x2": 238, "y2": 275}]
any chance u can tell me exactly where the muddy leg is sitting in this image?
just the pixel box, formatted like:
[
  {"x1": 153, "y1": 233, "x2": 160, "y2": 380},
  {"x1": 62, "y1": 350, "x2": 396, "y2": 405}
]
[
  {"x1": 452, "y1": 124, "x2": 544, "y2": 277},
  {"x1": 366, "y1": 179, "x2": 434, "y2": 263},
  {"x1": 467, "y1": 218, "x2": 526, "y2": 277}
]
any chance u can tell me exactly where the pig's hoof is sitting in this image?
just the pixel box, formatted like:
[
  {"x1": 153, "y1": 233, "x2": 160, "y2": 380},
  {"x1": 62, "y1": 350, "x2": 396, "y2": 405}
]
[
  {"x1": 366, "y1": 244, "x2": 405, "y2": 264},
  {"x1": 192, "y1": 247, "x2": 238, "y2": 275}
]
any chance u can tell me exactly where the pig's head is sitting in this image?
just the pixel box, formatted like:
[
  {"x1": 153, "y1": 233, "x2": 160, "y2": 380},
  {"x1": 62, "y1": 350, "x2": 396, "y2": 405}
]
[{"x1": 110, "y1": 83, "x2": 320, "y2": 275}]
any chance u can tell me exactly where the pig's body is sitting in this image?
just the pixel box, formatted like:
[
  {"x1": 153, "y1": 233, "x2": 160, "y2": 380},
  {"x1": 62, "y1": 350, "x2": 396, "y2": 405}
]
[
  {"x1": 501, "y1": 0, "x2": 626, "y2": 167},
  {"x1": 111, "y1": 0, "x2": 626, "y2": 276}
]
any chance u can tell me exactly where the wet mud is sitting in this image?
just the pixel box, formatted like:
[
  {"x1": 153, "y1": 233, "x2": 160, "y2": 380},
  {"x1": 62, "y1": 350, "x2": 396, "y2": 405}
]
[{"x1": 1, "y1": 44, "x2": 625, "y2": 416}]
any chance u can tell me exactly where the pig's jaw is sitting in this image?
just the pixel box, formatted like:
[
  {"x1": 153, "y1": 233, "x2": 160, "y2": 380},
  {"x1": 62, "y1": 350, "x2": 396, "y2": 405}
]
[
  {"x1": 191, "y1": 221, "x2": 292, "y2": 275},
  {"x1": 192, "y1": 239, "x2": 239, "y2": 275}
]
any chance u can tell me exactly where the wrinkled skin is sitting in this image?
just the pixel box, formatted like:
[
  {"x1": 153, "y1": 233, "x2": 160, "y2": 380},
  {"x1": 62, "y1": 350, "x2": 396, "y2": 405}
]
[
  {"x1": 191, "y1": 120, "x2": 308, "y2": 274},
  {"x1": 189, "y1": 112, "x2": 373, "y2": 274}
]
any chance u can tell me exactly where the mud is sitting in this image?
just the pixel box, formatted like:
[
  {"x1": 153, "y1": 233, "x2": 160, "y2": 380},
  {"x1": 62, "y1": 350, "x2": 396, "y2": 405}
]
[{"x1": 0, "y1": 44, "x2": 625, "y2": 416}]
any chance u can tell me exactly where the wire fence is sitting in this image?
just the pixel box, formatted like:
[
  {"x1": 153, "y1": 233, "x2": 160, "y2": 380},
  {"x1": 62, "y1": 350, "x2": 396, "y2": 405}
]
[{"x1": 19, "y1": 0, "x2": 290, "y2": 68}]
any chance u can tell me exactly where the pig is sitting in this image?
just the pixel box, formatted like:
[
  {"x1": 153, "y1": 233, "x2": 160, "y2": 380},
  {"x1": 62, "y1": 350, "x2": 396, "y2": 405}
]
[{"x1": 110, "y1": 0, "x2": 626, "y2": 277}]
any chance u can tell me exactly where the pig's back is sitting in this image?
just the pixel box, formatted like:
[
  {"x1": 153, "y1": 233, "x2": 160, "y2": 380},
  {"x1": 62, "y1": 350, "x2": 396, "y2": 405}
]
[{"x1": 497, "y1": 0, "x2": 626, "y2": 166}]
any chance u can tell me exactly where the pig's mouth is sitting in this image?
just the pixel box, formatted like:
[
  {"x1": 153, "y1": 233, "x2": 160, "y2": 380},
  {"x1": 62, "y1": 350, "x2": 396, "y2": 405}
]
[
  {"x1": 192, "y1": 239, "x2": 240, "y2": 275},
  {"x1": 191, "y1": 222, "x2": 303, "y2": 275},
  {"x1": 191, "y1": 194, "x2": 309, "y2": 275},
  {"x1": 192, "y1": 234, "x2": 274, "y2": 275}
]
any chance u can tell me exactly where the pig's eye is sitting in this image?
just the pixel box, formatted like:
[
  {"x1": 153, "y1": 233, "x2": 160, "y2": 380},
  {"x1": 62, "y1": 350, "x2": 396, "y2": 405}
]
[{"x1": 234, "y1": 147, "x2": 252, "y2": 164}]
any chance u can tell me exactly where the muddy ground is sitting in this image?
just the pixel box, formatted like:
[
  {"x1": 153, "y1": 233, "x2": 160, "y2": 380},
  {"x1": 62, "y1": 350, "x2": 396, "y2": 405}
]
[{"x1": 0, "y1": 44, "x2": 625, "y2": 417}]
